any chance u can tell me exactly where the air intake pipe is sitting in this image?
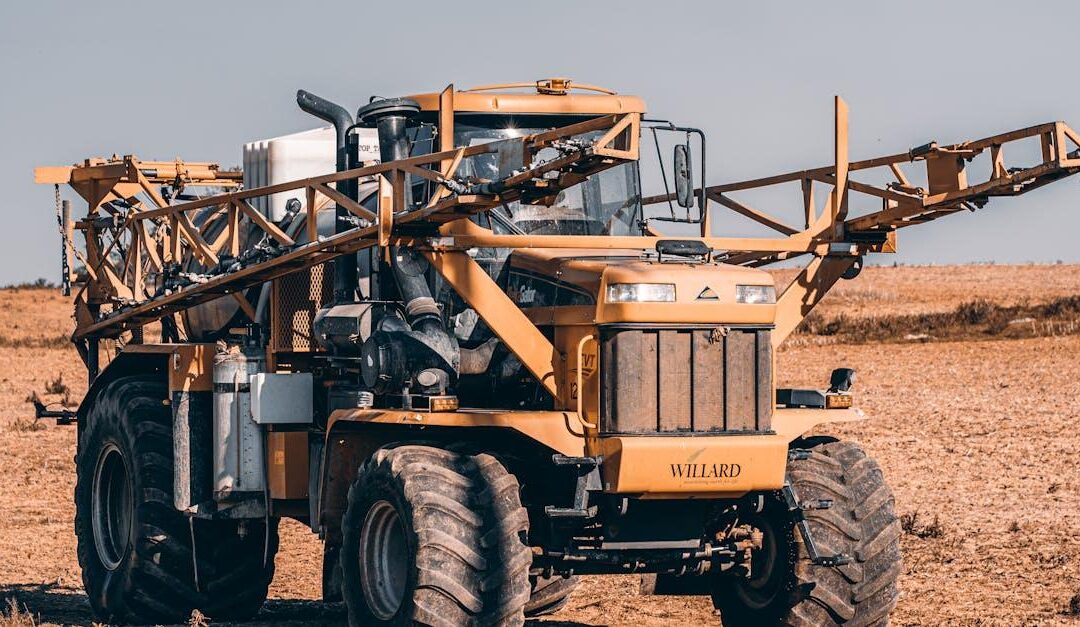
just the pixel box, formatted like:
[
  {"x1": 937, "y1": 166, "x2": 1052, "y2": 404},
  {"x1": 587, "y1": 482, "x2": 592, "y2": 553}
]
[
  {"x1": 389, "y1": 246, "x2": 458, "y2": 373},
  {"x1": 356, "y1": 97, "x2": 422, "y2": 207},
  {"x1": 296, "y1": 89, "x2": 357, "y2": 302},
  {"x1": 356, "y1": 98, "x2": 460, "y2": 389}
]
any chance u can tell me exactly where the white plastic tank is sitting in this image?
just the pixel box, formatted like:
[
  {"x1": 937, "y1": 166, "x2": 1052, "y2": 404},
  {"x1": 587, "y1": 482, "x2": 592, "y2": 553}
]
[{"x1": 243, "y1": 126, "x2": 380, "y2": 222}]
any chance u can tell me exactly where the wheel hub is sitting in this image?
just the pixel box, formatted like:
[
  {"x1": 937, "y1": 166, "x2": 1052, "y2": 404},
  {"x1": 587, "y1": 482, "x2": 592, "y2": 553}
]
[
  {"x1": 732, "y1": 514, "x2": 788, "y2": 609},
  {"x1": 359, "y1": 500, "x2": 408, "y2": 619},
  {"x1": 91, "y1": 443, "x2": 132, "y2": 571}
]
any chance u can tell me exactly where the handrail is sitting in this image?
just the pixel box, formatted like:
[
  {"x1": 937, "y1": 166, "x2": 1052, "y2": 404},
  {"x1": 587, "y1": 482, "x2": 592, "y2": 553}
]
[{"x1": 575, "y1": 334, "x2": 598, "y2": 430}]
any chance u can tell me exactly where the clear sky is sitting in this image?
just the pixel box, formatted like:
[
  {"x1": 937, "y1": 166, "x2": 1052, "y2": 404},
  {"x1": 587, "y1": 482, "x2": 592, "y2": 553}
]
[{"x1": 2, "y1": 0, "x2": 1079, "y2": 285}]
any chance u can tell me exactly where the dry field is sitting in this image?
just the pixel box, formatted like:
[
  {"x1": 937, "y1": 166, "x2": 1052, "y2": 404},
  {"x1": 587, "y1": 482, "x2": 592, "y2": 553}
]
[{"x1": 0, "y1": 264, "x2": 1077, "y2": 626}]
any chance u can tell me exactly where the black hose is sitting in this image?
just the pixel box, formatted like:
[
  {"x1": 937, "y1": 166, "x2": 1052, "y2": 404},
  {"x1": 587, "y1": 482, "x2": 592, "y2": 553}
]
[{"x1": 390, "y1": 246, "x2": 458, "y2": 373}]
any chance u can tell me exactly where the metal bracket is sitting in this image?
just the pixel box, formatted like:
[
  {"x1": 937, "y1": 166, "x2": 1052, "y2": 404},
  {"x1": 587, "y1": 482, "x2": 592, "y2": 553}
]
[
  {"x1": 788, "y1": 449, "x2": 812, "y2": 461},
  {"x1": 782, "y1": 482, "x2": 851, "y2": 567},
  {"x1": 31, "y1": 396, "x2": 77, "y2": 425},
  {"x1": 544, "y1": 455, "x2": 602, "y2": 519}
]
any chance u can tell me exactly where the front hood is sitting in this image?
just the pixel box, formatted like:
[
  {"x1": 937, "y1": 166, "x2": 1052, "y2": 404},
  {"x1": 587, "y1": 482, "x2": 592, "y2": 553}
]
[{"x1": 508, "y1": 249, "x2": 777, "y2": 325}]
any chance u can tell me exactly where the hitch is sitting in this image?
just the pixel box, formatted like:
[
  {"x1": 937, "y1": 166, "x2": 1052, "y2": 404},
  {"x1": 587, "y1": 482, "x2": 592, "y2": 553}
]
[{"x1": 31, "y1": 396, "x2": 77, "y2": 425}]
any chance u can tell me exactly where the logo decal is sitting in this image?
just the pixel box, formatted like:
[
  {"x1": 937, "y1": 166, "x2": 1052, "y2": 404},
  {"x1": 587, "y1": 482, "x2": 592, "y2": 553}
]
[
  {"x1": 696, "y1": 287, "x2": 719, "y2": 300},
  {"x1": 670, "y1": 463, "x2": 741, "y2": 479}
]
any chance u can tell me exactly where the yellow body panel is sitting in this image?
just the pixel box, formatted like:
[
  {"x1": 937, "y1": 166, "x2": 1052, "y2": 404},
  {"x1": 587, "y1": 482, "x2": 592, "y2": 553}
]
[
  {"x1": 327, "y1": 408, "x2": 589, "y2": 457},
  {"x1": 771, "y1": 406, "x2": 865, "y2": 440},
  {"x1": 598, "y1": 434, "x2": 789, "y2": 497},
  {"x1": 595, "y1": 408, "x2": 864, "y2": 497},
  {"x1": 326, "y1": 406, "x2": 865, "y2": 498},
  {"x1": 267, "y1": 431, "x2": 309, "y2": 500},
  {"x1": 125, "y1": 343, "x2": 214, "y2": 393}
]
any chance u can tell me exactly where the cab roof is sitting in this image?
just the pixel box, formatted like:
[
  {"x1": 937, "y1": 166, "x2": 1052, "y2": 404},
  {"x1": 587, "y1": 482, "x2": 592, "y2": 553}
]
[{"x1": 405, "y1": 78, "x2": 646, "y2": 116}]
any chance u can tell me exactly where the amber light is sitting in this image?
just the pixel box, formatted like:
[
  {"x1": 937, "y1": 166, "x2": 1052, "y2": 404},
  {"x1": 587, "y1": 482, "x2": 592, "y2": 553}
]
[
  {"x1": 429, "y1": 396, "x2": 459, "y2": 412},
  {"x1": 825, "y1": 394, "x2": 853, "y2": 409}
]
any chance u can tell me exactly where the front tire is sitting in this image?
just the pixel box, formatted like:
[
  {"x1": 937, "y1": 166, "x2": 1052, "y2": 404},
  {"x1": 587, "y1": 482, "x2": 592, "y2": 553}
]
[
  {"x1": 74, "y1": 376, "x2": 278, "y2": 624},
  {"x1": 714, "y1": 439, "x2": 901, "y2": 626},
  {"x1": 341, "y1": 445, "x2": 532, "y2": 626}
]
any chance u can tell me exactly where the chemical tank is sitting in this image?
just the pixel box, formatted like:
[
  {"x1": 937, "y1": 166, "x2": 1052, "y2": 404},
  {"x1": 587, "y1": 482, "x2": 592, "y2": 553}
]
[{"x1": 181, "y1": 124, "x2": 380, "y2": 340}]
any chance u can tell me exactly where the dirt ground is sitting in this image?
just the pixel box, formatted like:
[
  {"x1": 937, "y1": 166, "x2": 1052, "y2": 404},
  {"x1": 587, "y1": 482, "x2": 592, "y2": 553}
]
[{"x1": 0, "y1": 264, "x2": 1077, "y2": 626}]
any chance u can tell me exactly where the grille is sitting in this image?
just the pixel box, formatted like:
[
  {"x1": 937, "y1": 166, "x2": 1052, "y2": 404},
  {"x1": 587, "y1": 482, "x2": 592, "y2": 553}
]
[
  {"x1": 599, "y1": 326, "x2": 773, "y2": 434},
  {"x1": 272, "y1": 263, "x2": 333, "y2": 352}
]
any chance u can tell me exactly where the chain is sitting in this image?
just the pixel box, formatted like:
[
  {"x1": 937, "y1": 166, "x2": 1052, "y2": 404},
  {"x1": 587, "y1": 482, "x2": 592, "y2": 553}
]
[{"x1": 54, "y1": 184, "x2": 71, "y2": 296}]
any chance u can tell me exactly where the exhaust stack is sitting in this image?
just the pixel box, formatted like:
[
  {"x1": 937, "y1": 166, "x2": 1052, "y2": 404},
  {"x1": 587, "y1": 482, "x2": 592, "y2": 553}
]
[{"x1": 296, "y1": 90, "x2": 357, "y2": 302}]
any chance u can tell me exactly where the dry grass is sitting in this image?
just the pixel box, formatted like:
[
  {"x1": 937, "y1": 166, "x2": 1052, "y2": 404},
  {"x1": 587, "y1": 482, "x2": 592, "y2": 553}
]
[
  {"x1": 0, "y1": 598, "x2": 36, "y2": 627},
  {"x1": 188, "y1": 609, "x2": 209, "y2": 626},
  {"x1": 1, "y1": 279, "x2": 56, "y2": 291},
  {"x1": 5, "y1": 417, "x2": 45, "y2": 434},
  {"x1": 58, "y1": 393, "x2": 76, "y2": 409},
  {"x1": 0, "y1": 336, "x2": 69, "y2": 350},
  {"x1": 769, "y1": 263, "x2": 1080, "y2": 320},
  {"x1": 42, "y1": 375, "x2": 67, "y2": 397},
  {"x1": 796, "y1": 295, "x2": 1080, "y2": 344},
  {"x1": 900, "y1": 510, "x2": 945, "y2": 540}
]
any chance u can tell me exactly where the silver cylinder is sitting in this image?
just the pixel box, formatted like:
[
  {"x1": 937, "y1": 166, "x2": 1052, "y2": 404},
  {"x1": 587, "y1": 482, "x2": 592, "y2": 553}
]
[{"x1": 212, "y1": 346, "x2": 266, "y2": 499}]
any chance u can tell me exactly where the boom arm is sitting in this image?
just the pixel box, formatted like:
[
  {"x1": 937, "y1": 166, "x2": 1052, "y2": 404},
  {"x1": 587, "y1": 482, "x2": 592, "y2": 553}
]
[{"x1": 642, "y1": 97, "x2": 1080, "y2": 343}]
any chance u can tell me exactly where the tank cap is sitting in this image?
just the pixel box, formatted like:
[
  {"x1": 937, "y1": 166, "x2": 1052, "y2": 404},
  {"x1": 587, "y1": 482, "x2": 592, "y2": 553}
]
[{"x1": 356, "y1": 98, "x2": 421, "y2": 127}]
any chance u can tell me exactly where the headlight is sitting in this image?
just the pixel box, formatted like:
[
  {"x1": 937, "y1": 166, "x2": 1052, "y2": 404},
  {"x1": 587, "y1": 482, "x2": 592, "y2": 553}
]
[
  {"x1": 736, "y1": 284, "x2": 776, "y2": 304},
  {"x1": 606, "y1": 283, "x2": 676, "y2": 303}
]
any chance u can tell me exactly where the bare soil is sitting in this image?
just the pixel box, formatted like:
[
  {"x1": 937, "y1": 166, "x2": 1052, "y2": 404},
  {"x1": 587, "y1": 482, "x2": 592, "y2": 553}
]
[{"x1": 0, "y1": 265, "x2": 1078, "y2": 626}]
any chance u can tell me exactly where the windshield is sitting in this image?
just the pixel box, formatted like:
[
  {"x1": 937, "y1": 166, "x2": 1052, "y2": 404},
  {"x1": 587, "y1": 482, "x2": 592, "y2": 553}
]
[{"x1": 454, "y1": 116, "x2": 642, "y2": 236}]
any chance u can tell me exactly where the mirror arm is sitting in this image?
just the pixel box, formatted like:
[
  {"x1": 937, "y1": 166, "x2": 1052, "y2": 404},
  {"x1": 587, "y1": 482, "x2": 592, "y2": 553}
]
[{"x1": 643, "y1": 120, "x2": 708, "y2": 223}]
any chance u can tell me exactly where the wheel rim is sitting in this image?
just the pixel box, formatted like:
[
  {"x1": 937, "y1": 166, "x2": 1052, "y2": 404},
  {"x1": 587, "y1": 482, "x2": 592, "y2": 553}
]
[
  {"x1": 92, "y1": 443, "x2": 132, "y2": 571},
  {"x1": 359, "y1": 500, "x2": 408, "y2": 620},
  {"x1": 734, "y1": 514, "x2": 788, "y2": 609}
]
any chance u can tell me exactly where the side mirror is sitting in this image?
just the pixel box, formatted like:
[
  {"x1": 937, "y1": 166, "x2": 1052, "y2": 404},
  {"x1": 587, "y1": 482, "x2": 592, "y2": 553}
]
[{"x1": 674, "y1": 144, "x2": 694, "y2": 208}]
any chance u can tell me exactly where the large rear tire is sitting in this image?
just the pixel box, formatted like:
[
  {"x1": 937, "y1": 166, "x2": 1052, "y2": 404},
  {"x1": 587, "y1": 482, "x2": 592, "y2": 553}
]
[
  {"x1": 714, "y1": 439, "x2": 901, "y2": 626},
  {"x1": 74, "y1": 376, "x2": 278, "y2": 624},
  {"x1": 341, "y1": 444, "x2": 532, "y2": 626}
]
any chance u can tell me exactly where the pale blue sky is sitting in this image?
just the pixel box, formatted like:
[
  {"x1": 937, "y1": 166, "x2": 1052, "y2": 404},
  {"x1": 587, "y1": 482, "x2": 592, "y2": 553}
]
[{"x1": 2, "y1": 0, "x2": 1079, "y2": 284}]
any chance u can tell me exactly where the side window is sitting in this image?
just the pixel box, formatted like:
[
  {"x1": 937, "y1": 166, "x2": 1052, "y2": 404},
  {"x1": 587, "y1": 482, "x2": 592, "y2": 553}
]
[
  {"x1": 507, "y1": 270, "x2": 595, "y2": 308},
  {"x1": 595, "y1": 164, "x2": 641, "y2": 236}
]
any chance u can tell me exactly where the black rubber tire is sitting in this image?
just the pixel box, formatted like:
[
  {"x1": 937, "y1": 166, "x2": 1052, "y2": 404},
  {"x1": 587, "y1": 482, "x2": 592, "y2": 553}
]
[
  {"x1": 74, "y1": 376, "x2": 279, "y2": 624},
  {"x1": 341, "y1": 444, "x2": 532, "y2": 626},
  {"x1": 714, "y1": 440, "x2": 901, "y2": 626},
  {"x1": 323, "y1": 541, "x2": 344, "y2": 603},
  {"x1": 524, "y1": 574, "x2": 578, "y2": 617}
]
